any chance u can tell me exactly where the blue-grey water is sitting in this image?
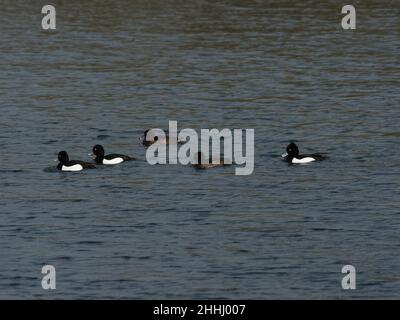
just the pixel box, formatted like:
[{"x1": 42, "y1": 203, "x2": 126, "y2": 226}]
[{"x1": 1, "y1": 0, "x2": 399, "y2": 299}]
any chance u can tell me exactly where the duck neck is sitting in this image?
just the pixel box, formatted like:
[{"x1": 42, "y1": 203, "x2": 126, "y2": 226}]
[
  {"x1": 286, "y1": 154, "x2": 295, "y2": 162},
  {"x1": 95, "y1": 155, "x2": 104, "y2": 164}
]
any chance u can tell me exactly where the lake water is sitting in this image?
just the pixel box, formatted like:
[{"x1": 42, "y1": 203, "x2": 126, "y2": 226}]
[{"x1": 0, "y1": 0, "x2": 399, "y2": 299}]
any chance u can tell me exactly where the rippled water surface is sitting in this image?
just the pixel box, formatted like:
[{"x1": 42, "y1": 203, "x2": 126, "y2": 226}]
[{"x1": 1, "y1": 0, "x2": 399, "y2": 299}]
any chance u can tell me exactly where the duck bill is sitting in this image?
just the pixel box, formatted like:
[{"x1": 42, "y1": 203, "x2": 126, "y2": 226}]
[{"x1": 281, "y1": 152, "x2": 288, "y2": 158}]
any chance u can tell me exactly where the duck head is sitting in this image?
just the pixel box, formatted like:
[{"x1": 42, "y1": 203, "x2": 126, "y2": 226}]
[
  {"x1": 92, "y1": 144, "x2": 105, "y2": 163},
  {"x1": 58, "y1": 151, "x2": 69, "y2": 165},
  {"x1": 282, "y1": 142, "x2": 299, "y2": 161}
]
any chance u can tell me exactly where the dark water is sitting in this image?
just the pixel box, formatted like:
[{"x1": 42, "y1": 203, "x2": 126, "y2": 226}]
[{"x1": 1, "y1": 0, "x2": 399, "y2": 299}]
